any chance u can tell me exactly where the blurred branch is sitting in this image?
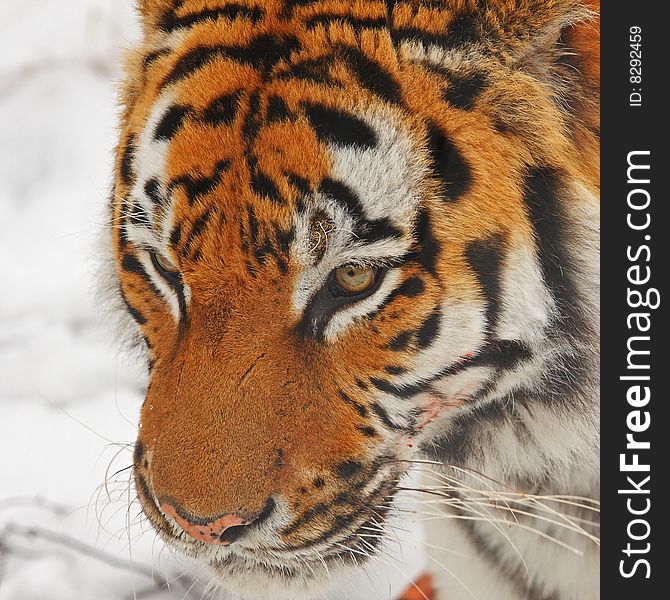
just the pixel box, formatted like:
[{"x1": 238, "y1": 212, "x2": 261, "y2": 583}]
[
  {"x1": 0, "y1": 495, "x2": 71, "y2": 516},
  {"x1": 0, "y1": 55, "x2": 118, "y2": 101},
  {"x1": 1, "y1": 523, "x2": 170, "y2": 591}
]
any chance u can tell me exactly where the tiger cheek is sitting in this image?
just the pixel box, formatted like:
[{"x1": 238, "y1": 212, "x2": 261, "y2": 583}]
[{"x1": 135, "y1": 293, "x2": 376, "y2": 521}]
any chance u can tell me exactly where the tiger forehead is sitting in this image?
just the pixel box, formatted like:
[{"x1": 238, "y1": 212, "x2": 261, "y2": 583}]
[
  {"x1": 116, "y1": 0, "x2": 587, "y2": 259},
  {"x1": 120, "y1": 0, "x2": 532, "y2": 204},
  {"x1": 127, "y1": 0, "x2": 506, "y2": 138}
]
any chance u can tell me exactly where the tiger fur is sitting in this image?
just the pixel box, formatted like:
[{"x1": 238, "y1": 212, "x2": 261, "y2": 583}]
[{"x1": 106, "y1": 1, "x2": 600, "y2": 598}]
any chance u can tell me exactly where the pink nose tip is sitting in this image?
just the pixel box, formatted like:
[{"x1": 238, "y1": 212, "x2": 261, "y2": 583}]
[{"x1": 160, "y1": 502, "x2": 252, "y2": 545}]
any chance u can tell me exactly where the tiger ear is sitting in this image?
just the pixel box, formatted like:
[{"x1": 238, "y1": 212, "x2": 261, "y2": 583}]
[
  {"x1": 517, "y1": 0, "x2": 600, "y2": 87},
  {"x1": 514, "y1": 0, "x2": 599, "y2": 127}
]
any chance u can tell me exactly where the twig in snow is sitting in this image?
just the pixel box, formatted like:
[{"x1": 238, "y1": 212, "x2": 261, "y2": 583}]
[{"x1": 1, "y1": 523, "x2": 171, "y2": 592}]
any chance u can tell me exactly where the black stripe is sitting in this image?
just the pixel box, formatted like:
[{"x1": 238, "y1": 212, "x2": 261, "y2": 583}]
[
  {"x1": 120, "y1": 135, "x2": 136, "y2": 186},
  {"x1": 159, "y1": 4, "x2": 264, "y2": 32},
  {"x1": 523, "y1": 167, "x2": 581, "y2": 331},
  {"x1": 337, "y1": 45, "x2": 402, "y2": 105},
  {"x1": 254, "y1": 237, "x2": 287, "y2": 273},
  {"x1": 242, "y1": 215, "x2": 290, "y2": 274},
  {"x1": 305, "y1": 14, "x2": 386, "y2": 31},
  {"x1": 266, "y1": 95, "x2": 291, "y2": 122},
  {"x1": 465, "y1": 233, "x2": 506, "y2": 334},
  {"x1": 154, "y1": 105, "x2": 190, "y2": 141},
  {"x1": 304, "y1": 103, "x2": 377, "y2": 148},
  {"x1": 388, "y1": 330, "x2": 412, "y2": 350},
  {"x1": 371, "y1": 336, "x2": 531, "y2": 412},
  {"x1": 183, "y1": 207, "x2": 214, "y2": 257},
  {"x1": 281, "y1": 502, "x2": 330, "y2": 536},
  {"x1": 313, "y1": 513, "x2": 360, "y2": 545},
  {"x1": 202, "y1": 91, "x2": 242, "y2": 126},
  {"x1": 380, "y1": 276, "x2": 424, "y2": 309},
  {"x1": 242, "y1": 92, "x2": 262, "y2": 143},
  {"x1": 144, "y1": 178, "x2": 163, "y2": 205},
  {"x1": 169, "y1": 223, "x2": 182, "y2": 248},
  {"x1": 391, "y1": 13, "x2": 484, "y2": 50},
  {"x1": 339, "y1": 390, "x2": 368, "y2": 417},
  {"x1": 370, "y1": 377, "x2": 424, "y2": 399},
  {"x1": 169, "y1": 159, "x2": 231, "y2": 204},
  {"x1": 122, "y1": 253, "x2": 145, "y2": 275},
  {"x1": 320, "y1": 177, "x2": 365, "y2": 220},
  {"x1": 427, "y1": 122, "x2": 471, "y2": 202},
  {"x1": 129, "y1": 200, "x2": 150, "y2": 227},
  {"x1": 121, "y1": 253, "x2": 162, "y2": 297},
  {"x1": 251, "y1": 168, "x2": 283, "y2": 203},
  {"x1": 319, "y1": 178, "x2": 401, "y2": 242},
  {"x1": 245, "y1": 259, "x2": 258, "y2": 278},
  {"x1": 273, "y1": 225, "x2": 295, "y2": 256},
  {"x1": 163, "y1": 46, "x2": 221, "y2": 87},
  {"x1": 413, "y1": 207, "x2": 439, "y2": 276},
  {"x1": 121, "y1": 290, "x2": 147, "y2": 326},
  {"x1": 163, "y1": 35, "x2": 300, "y2": 88},
  {"x1": 466, "y1": 339, "x2": 532, "y2": 371},
  {"x1": 287, "y1": 174, "x2": 310, "y2": 197},
  {"x1": 370, "y1": 401, "x2": 411, "y2": 431},
  {"x1": 334, "y1": 460, "x2": 363, "y2": 479},
  {"x1": 446, "y1": 12, "x2": 487, "y2": 47},
  {"x1": 358, "y1": 425, "x2": 378, "y2": 438},
  {"x1": 247, "y1": 206, "x2": 259, "y2": 243},
  {"x1": 287, "y1": 467, "x2": 392, "y2": 546},
  {"x1": 118, "y1": 222, "x2": 129, "y2": 249},
  {"x1": 442, "y1": 72, "x2": 488, "y2": 110},
  {"x1": 143, "y1": 48, "x2": 170, "y2": 71},
  {"x1": 396, "y1": 276, "x2": 425, "y2": 297},
  {"x1": 358, "y1": 218, "x2": 402, "y2": 243},
  {"x1": 274, "y1": 57, "x2": 335, "y2": 84}
]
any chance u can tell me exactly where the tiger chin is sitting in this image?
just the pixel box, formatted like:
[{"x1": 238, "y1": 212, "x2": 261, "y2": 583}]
[{"x1": 105, "y1": 1, "x2": 600, "y2": 599}]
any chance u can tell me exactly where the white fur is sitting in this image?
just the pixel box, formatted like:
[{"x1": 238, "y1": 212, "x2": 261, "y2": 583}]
[
  {"x1": 122, "y1": 90, "x2": 193, "y2": 322},
  {"x1": 291, "y1": 109, "x2": 423, "y2": 340}
]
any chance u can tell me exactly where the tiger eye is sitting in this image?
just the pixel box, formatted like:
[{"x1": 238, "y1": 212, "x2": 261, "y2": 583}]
[
  {"x1": 152, "y1": 252, "x2": 179, "y2": 275},
  {"x1": 333, "y1": 266, "x2": 376, "y2": 295}
]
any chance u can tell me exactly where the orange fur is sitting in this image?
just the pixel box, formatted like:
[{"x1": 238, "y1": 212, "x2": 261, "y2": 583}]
[{"x1": 111, "y1": 1, "x2": 599, "y2": 596}]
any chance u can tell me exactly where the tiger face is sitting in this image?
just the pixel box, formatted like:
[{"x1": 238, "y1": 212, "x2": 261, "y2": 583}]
[{"x1": 110, "y1": 1, "x2": 599, "y2": 598}]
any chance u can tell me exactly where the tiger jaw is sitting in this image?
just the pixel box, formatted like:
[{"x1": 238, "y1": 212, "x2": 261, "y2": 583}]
[{"x1": 134, "y1": 459, "x2": 405, "y2": 598}]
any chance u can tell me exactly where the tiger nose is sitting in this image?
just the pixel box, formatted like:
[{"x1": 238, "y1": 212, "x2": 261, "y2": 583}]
[{"x1": 160, "y1": 501, "x2": 261, "y2": 545}]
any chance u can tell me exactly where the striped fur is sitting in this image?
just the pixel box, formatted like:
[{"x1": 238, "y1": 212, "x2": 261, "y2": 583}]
[{"x1": 107, "y1": 1, "x2": 600, "y2": 598}]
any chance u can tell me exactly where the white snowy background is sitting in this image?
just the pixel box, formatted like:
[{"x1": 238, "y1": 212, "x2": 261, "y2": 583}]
[{"x1": 0, "y1": 2, "x2": 424, "y2": 598}]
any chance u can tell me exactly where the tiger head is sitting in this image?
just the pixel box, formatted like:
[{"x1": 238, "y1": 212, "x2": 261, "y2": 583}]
[{"x1": 110, "y1": 0, "x2": 599, "y2": 597}]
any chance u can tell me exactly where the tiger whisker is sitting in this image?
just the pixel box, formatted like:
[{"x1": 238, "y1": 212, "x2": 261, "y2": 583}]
[
  {"x1": 399, "y1": 467, "x2": 600, "y2": 512},
  {"x1": 414, "y1": 511, "x2": 585, "y2": 555},
  {"x1": 396, "y1": 485, "x2": 531, "y2": 574},
  {"x1": 416, "y1": 468, "x2": 524, "y2": 535},
  {"x1": 394, "y1": 460, "x2": 599, "y2": 507},
  {"x1": 409, "y1": 498, "x2": 600, "y2": 544}
]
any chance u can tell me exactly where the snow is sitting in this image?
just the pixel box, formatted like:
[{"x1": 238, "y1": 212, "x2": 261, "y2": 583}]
[{"x1": 0, "y1": 2, "x2": 423, "y2": 598}]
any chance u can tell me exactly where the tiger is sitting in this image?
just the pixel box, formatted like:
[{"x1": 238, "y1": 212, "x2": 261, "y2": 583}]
[{"x1": 105, "y1": 0, "x2": 600, "y2": 599}]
